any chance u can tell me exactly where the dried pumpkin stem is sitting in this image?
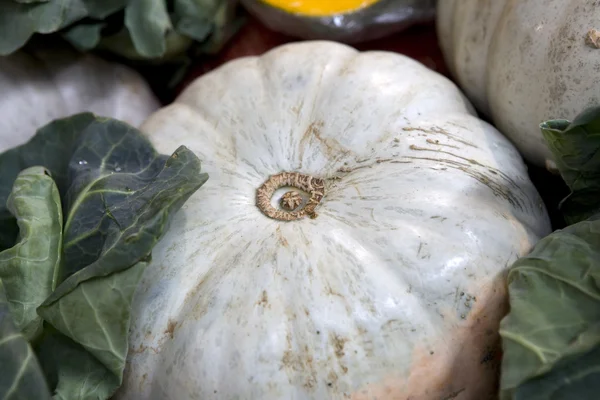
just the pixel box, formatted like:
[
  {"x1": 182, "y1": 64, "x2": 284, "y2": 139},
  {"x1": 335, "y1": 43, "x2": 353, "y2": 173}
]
[
  {"x1": 256, "y1": 172, "x2": 325, "y2": 221},
  {"x1": 280, "y1": 191, "x2": 303, "y2": 211}
]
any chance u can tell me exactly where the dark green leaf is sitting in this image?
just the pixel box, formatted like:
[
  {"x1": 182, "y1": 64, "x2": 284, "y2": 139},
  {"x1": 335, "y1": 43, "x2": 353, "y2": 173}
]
[
  {"x1": 195, "y1": 0, "x2": 245, "y2": 54},
  {"x1": 499, "y1": 216, "x2": 600, "y2": 399},
  {"x1": 36, "y1": 329, "x2": 118, "y2": 400},
  {"x1": 0, "y1": 113, "x2": 95, "y2": 251},
  {"x1": 0, "y1": 0, "x2": 244, "y2": 70},
  {"x1": 97, "y1": 27, "x2": 193, "y2": 62},
  {"x1": 0, "y1": 167, "x2": 62, "y2": 342},
  {"x1": 62, "y1": 23, "x2": 105, "y2": 50},
  {"x1": 511, "y1": 339, "x2": 600, "y2": 400},
  {"x1": 0, "y1": 113, "x2": 208, "y2": 399},
  {"x1": 124, "y1": 0, "x2": 173, "y2": 58},
  {"x1": 55, "y1": 118, "x2": 208, "y2": 280},
  {"x1": 540, "y1": 106, "x2": 600, "y2": 224},
  {"x1": 37, "y1": 139, "x2": 207, "y2": 373},
  {"x1": 37, "y1": 261, "x2": 147, "y2": 392},
  {"x1": 12, "y1": 0, "x2": 50, "y2": 4},
  {"x1": 172, "y1": 0, "x2": 217, "y2": 42},
  {"x1": 39, "y1": 120, "x2": 207, "y2": 393},
  {"x1": 0, "y1": 281, "x2": 52, "y2": 400},
  {"x1": 0, "y1": 0, "x2": 127, "y2": 55},
  {"x1": 41, "y1": 115, "x2": 205, "y2": 391}
]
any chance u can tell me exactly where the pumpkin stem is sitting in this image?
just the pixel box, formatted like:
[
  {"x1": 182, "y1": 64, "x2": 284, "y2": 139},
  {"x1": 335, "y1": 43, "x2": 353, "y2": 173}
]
[
  {"x1": 280, "y1": 191, "x2": 303, "y2": 211},
  {"x1": 256, "y1": 172, "x2": 325, "y2": 221}
]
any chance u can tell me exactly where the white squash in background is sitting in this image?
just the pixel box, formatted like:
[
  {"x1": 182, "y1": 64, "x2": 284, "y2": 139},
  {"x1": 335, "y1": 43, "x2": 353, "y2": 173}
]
[
  {"x1": 436, "y1": 0, "x2": 600, "y2": 169},
  {"x1": 0, "y1": 47, "x2": 160, "y2": 152},
  {"x1": 115, "y1": 41, "x2": 551, "y2": 400}
]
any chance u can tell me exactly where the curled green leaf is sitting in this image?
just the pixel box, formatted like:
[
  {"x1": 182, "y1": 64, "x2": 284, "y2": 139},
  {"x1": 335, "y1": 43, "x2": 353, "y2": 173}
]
[{"x1": 0, "y1": 166, "x2": 62, "y2": 341}]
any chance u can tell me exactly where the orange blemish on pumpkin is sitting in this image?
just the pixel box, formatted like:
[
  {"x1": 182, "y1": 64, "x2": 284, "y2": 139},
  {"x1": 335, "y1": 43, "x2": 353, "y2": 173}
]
[{"x1": 350, "y1": 277, "x2": 508, "y2": 400}]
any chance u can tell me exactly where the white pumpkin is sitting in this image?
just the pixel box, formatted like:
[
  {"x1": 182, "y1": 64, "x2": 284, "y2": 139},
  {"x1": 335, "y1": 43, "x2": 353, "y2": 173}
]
[
  {"x1": 0, "y1": 47, "x2": 160, "y2": 152},
  {"x1": 436, "y1": 0, "x2": 600, "y2": 169},
  {"x1": 116, "y1": 41, "x2": 551, "y2": 400}
]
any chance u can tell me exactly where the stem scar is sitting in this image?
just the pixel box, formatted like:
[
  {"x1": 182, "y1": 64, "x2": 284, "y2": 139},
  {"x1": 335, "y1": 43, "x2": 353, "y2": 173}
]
[{"x1": 256, "y1": 172, "x2": 325, "y2": 221}]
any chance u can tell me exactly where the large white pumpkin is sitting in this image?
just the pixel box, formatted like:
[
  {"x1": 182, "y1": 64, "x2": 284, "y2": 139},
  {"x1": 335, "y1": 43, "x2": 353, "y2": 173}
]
[
  {"x1": 436, "y1": 0, "x2": 600, "y2": 169},
  {"x1": 116, "y1": 41, "x2": 550, "y2": 400},
  {"x1": 0, "y1": 47, "x2": 160, "y2": 152}
]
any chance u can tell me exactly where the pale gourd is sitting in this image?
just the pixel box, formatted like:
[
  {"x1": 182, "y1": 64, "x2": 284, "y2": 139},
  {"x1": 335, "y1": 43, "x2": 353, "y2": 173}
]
[
  {"x1": 436, "y1": 0, "x2": 600, "y2": 169},
  {"x1": 0, "y1": 47, "x2": 160, "y2": 152},
  {"x1": 115, "y1": 41, "x2": 551, "y2": 400}
]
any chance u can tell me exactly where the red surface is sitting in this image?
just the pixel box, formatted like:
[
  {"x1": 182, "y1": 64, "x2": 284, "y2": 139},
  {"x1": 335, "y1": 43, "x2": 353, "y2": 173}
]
[{"x1": 178, "y1": 16, "x2": 449, "y2": 95}]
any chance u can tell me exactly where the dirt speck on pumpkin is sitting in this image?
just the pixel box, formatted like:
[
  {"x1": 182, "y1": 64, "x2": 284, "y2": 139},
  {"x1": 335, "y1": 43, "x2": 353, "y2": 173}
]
[
  {"x1": 291, "y1": 100, "x2": 305, "y2": 117},
  {"x1": 129, "y1": 343, "x2": 159, "y2": 354},
  {"x1": 327, "y1": 370, "x2": 339, "y2": 388},
  {"x1": 480, "y1": 347, "x2": 499, "y2": 365},
  {"x1": 330, "y1": 334, "x2": 348, "y2": 359},
  {"x1": 280, "y1": 331, "x2": 318, "y2": 391},
  {"x1": 402, "y1": 126, "x2": 477, "y2": 148},
  {"x1": 276, "y1": 226, "x2": 289, "y2": 247},
  {"x1": 164, "y1": 319, "x2": 178, "y2": 339},
  {"x1": 441, "y1": 387, "x2": 466, "y2": 400},
  {"x1": 585, "y1": 28, "x2": 600, "y2": 48},
  {"x1": 299, "y1": 120, "x2": 348, "y2": 160},
  {"x1": 256, "y1": 290, "x2": 269, "y2": 307},
  {"x1": 139, "y1": 373, "x2": 148, "y2": 392},
  {"x1": 325, "y1": 283, "x2": 344, "y2": 299}
]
